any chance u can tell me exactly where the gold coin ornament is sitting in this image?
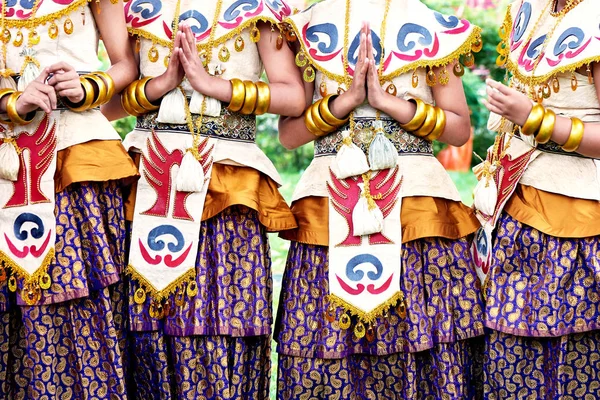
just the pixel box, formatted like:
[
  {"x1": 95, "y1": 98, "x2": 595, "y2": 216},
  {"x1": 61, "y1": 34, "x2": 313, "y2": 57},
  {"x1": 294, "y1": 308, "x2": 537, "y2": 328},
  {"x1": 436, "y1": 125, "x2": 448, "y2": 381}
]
[
  {"x1": 186, "y1": 280, "x2": 198, "y2": 297},
  {"x1": 542, "y1": 83, "x2": 551, "y2": 99},
  {"x1": 439, "y1": 68, "x2": 449, "y2": 85},
  {"x1": 148, "y1": 44, "x2": 159, "y2": 63},
  {"x1": 386, "y1": 83, "x2": 397, "y2": 96},
  {"x1": 13, "y1": 30, "x2": 23, "y2": 47},
  {"x1": 134, "y1": 287, "x2": 147, "y2": 304},
  {"x1": 64, "y1": 18, "x2": 74, "y2": 35},
  {"x1": 453, "y1": 62, "x2": 465, "y2": 77},
  {"x1": 571, "y1": 73, "x2": 578, "y2": 91},
  {"x1": 471, "y1": 35, "x2": 483, "y2": 53},
  {"x1": 426, "y1": 69, "x2": 437, "y2": 86},
  {"x1": 325, "y1": 304, "x2": 336, "y2": 323},
  {"x1": 397, "y1": 298, "x2": 407, "y2": 319},
  {"x1": 234, "y1": 36, "x2": 245, "y2": 52},
  {"x1": 219, "y1": 45, "x2": 230, "y2": 62},
  {"x1": 22, "y1": 284, "x2": 41, "y2": 306},
  {"x1": 303, "y1": 65, "x2": 315, "y2": 82},
  {"x1": 174, "y1": 289, "x2": 186, "y2": 307},
  {"x1": 365, "y1": 325, "x2": 375, "y2": 342},
  {"x1": 354, "y1": 321, "x2": 365, "y2": 339},
  {"x1": 163, "y1": 54, "x2": 170, "y2": 68},
  {"x1": 0, "y1": 267, "x2": 6, "y2": 283},
  {"x1": 8, "y1": 275, "x2": 16, "y2": 292},
  {"x1": 463, "y1": 52, "x2": 475, "y2": 67},
  {"x1": 295, "y1": 51, "x2": 307, "y2": 67},
  {"x1": 39, "y1": 273, "x2": 51, "y2": 290},
  {"x1": 552, "y1": 76, "x2": 560, "y2": 93},
  {"x1": 28, "y1": 30, "x2": 40, "y2": 46},
  {"x1": 411, "y1": 69, "x2": 419, "y2": 88},
  {"x1": 2, "y1": 28, "x2": 10, "y2": 43},
  {"x1": 339, "y1": 313, "x2": 351, "y2": 330},
  {"x1": 319, "y1": 81, "x2": 328, "y2": 97},
  {"x1": 276, "y1": 34, "x2": 284, "y2": 50},
  {"x1": 48, "y1": 22, "x2": 59, "y2": 39},
  {"x1": 250, "y1": 25, "x2": 260, "y2": 43}
]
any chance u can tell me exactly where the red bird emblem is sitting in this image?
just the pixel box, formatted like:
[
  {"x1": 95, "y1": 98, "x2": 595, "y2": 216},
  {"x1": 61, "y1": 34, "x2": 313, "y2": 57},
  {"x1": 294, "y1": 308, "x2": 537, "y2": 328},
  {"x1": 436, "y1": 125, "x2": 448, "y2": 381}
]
[
  {"x1": 328, "y1": 166, "x2": 402, "y2": 246},
  {"x1": 4, "y1": 115, "x2": 57, "y2": 208},
  {"x1": 141, "y1": 131, "x2": 213, "y2": 221}
]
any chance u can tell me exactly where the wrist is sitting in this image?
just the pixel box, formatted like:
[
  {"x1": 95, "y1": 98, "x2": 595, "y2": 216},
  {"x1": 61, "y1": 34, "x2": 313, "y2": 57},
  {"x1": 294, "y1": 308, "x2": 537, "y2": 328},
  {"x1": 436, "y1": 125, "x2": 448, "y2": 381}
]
[{"x1": 330, "y1": 92, "x2": 356, "y2": 119}]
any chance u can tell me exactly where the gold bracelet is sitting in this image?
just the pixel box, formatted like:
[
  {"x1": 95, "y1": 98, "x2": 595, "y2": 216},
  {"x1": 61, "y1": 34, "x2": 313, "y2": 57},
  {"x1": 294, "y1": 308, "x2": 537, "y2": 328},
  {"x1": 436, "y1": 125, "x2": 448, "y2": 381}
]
[
  {"x1": 304, "y1": 106, "x2": 326, "y2": 137},
  {"x1": 241, "y1": 81, "x2": 258, "y2": 115},
  {"x1": 228, "y1": 78, "x2": 245, "y2": 112},
  {"x1": 83, "y1": 74, "x2": 108, "y2": 108},
  {"x1": 310, "y1": 100, "x2": 335, "y2": 133},
  {"x1": 319, "y1": 94, "x2": 349, "y2": 126},
  {"x1": 64, "y1": 77, "x2": 95, "y2": 112},
  {"x1": 424, "y1": 107, "x2": 446, "y2": 142},
  {"x1": 400, "y1": 98, "x2": 428, "y2": 132},
  {"x1": 125, "y1": 82, "x2": 147, "y2": 116},
  {"x1": 562, "y1": 117, "x2": 585, "y2": 152},
  {"x1": 91, "y1": 71, "x2": 115, "y2": 102},
  {"x1": 135, "y1": 77, "x2": 160, "y2": 111},
  {"x1": 535, "y1": 108, "x2": 555, "y2": 144},
  {"x1": 413, "y1": 104, "x2": 437, "y2": 138},
  {"x1": 121, "y1": 89, "x2": 143, "y2": 117},
  {"x1": 0, "y1": 88, "x2": 16, "y2": 124},
  {"x1": 521, "y1": 103, "x2": 544, "y2": 136},
  {"x1": 254, "y1": 81, "x2": 271, "y2": 115},
  {"x1": 6, "y1": 92, "x2": 34, "y2": 125}
]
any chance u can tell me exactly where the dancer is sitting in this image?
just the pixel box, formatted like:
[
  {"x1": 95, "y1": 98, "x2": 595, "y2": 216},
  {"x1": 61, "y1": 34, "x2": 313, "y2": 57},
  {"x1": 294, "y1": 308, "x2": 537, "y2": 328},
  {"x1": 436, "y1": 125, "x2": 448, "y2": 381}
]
[
  {"x1": 275, "y1": 0, "x2": 485, "y2": 398},
  {"x1": 474, "y1": 0, "x2": 600, "y2": 397},
  {"x1": 0, "y1": 0, "x2": 137, "y2": 398},
  {"x1": 115, "y1": 0, "x2": 304, "y2": 398}
]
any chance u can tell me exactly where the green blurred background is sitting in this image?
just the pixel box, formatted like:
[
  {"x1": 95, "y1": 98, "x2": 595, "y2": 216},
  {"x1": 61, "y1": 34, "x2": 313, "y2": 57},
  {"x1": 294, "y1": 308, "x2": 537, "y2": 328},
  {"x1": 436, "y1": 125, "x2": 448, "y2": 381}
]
[{"x1": 106, "y1": 1, "x2": 508, "y2": 397}]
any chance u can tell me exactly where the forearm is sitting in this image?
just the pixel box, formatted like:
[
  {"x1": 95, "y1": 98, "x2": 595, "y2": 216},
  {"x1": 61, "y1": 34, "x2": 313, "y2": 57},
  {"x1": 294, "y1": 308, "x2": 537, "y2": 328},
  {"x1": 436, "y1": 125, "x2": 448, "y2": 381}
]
[
  {"x1": 543, "y1": 115, "x2": 600, "y2": 158},
  {"x1": 279, "y1": 114, "x2": 318, "y2": 150},
  {"x1": 101, "y1": 95, "x2": 128, "y2": 121}
]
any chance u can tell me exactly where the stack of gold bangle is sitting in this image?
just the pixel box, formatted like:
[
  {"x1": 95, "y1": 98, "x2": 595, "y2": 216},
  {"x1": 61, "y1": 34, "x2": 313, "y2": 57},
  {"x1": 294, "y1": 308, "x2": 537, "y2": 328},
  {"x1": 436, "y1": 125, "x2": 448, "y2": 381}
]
[
  {"x1": 227, "y1": 78, "x2": 271, "y2": 116},
  {"x1": 304, "y1": 94, "x2": 349, "y2": 137},
  {"x1": 121, "y1": 77, "x2": 160, "y2": 117},
  {"x1": 520, "y1": 103, "x2": 584, "y2": 152},
  {"x1": 399, "y1": 98, "x2": 446, "y2": 142},
  {"x1": 0, "y1": 88, "x2": 35, "y2": 125},
  {"x1": 64, "y1": 71, "x2": 115, "y2": 112}
]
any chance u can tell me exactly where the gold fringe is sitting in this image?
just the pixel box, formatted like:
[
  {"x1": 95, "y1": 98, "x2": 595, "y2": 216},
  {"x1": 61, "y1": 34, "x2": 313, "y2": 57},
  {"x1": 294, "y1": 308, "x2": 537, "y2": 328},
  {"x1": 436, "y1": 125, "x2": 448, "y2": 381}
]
[
  {"x1": 327, "y1": 291, "x2": 404, "y2": 325},
  {"x1": 128, "y1": 16, "x2": 281, "y2": 53},
  {"x1": 125, "y1": 264, "x2": 196, "y2": 302},
  {"x1": 4, "y1": 0, "x2": 90, "y2": 29},
  {"x1": 0, "y1": 247, "x2": 54, "y2": 284},
  {"x1": 280, "y1": 18, "x2": 482, "y2": 85}
]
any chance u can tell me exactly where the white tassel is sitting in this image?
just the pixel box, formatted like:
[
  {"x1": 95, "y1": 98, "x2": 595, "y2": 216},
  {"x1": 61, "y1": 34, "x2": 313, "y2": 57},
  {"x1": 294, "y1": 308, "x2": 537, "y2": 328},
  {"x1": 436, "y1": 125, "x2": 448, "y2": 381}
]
[
  {"x1": 368, "y1": 121, "x2": 397, "y2": 170},
  {"x1": 156, "y1": 88, "x2": 187, "y2": 124},
  {"x1": 473, "y1": 163, "x2": 498, "y2": 217},
  {"x1": 331, "y1": 130, "x2": 370, "y2": 179},
  {"x1": 0, "y1": 75, "x2": 17, "y2": 90},
  {"x1": 0, "y1": 140, "x2": 20, "y2": 181},
  {"x1": 352, "y1": 182, "x2": 384, "y2": 236},
  {"x1": 190, "y1": 91, "x2": 221, "y2": 117},
  {"x1": 175, "y1": 150, "x2": 205, "y2": 193},
  {"x1": 17, "y1": 48, "x2": 40, "y2": 91}
]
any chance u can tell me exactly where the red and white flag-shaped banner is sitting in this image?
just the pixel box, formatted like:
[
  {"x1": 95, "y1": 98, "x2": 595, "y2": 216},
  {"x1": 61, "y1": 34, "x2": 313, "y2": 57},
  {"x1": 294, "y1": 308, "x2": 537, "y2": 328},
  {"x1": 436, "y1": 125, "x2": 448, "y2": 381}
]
[
  {"x1": 0, "y1": 114, "x2": 58, "y2": 305},
  {"x1": 128, "y1": 131, "x2": 213, "y2": 303},
  {"x1": 327, "y1": 166, "x2": 403, "y2": 337}
]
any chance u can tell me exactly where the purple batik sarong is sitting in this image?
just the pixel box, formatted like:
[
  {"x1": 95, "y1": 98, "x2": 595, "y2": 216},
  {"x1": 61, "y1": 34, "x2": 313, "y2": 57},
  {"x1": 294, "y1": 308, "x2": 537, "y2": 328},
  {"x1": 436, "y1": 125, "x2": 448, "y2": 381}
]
[
  {"x1": 0, "y1": 181, "x2": 129, "y2": 399},
  {"x1": 484, "y1": 212, "x2": 600, "y2": 399},
  {"x1": 127, "y1": 205, "x2": 273, "y2": 400},
  {"x1": 275, "y1": 237, "x2": 485, "y2": 399}
]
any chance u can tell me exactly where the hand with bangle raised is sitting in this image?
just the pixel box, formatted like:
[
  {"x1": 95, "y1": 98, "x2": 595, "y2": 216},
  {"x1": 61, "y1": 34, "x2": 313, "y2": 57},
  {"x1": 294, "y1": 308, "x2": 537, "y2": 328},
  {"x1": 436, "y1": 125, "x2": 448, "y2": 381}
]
[{"x1": 0, "y1": 68, "x2": 56, "y2": 125}]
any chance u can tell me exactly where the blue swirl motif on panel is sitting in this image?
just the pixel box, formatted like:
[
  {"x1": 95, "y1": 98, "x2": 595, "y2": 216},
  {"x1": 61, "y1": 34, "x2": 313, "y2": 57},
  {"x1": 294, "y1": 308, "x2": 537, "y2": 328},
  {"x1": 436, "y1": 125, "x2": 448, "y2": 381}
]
[
  {"x1": 306, "y1": 23, "x2": 339, "y2": 54},
  {"x1": 513, "y1": 2, "x2": 532, "y2": 43},
  {"x1": 148, "y1": 225, "x2": 185, "y2": 253},
  {"x1": 349, "y1": 30, "x2": 382, "y2": 66},
  {"x1": 526, "y1": 34, "x2": 547, "y2": 59},
  {"x1": 397, "y1": 23, "x2": 433, "y2": 52},
  {"x1": 553, "y1": 27, "x2": 585, "y2": 56},
  {"x1": 345, "y1": 254, "x2": 384, "y2": 282},
  {"x1": 224, "y1": 0, "x2": 260, "y2": 22},
  {"x1": 434, "y1": 12, "x2": 460, "y2": 28},
  {"x1": 14, "y1": 213, "x2": 44, "y2": 241},
  {"x1": 179, "y1": 10, "x2": 209, "y2": 36},
  {"x1": 130, "y1": 0, "x2": 162, "y2": 19},
  {"x1": 265, "y1": 0, "x2": 284, "y2": 10},
  {"x1": 6, "y1": 0, "x2": 33, "y2": 9}
]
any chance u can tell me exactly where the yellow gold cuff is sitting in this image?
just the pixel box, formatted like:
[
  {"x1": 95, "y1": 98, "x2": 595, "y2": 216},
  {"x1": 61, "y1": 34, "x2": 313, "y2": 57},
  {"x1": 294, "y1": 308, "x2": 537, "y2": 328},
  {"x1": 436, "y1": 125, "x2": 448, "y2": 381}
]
[
  {"x1": 304, "y1": 107, "x2": 325, "y2": 137},
  {"x1": 135, "y1": 77, "x2": 160, "y2": 111},
  {"x1": 521, "y1": 103, "x2": 544, "y2": 136},
  {"x1": 64, "y1": 77, "x2": 95, "y2": 112},
  {"x1": 6, "y1": 92, "x2": 34, "y2": 125},
  {"x1": 562, "y1": 117, "x2": 584, "y2": 152},
  {"x1": 0, "y1": 88, "x2": 16, "y2": 124},
  {"x1": 400, "y1": 98, "x2": 428, "y2": 132},
  {"x1": 125, "y1": 82, "x2": 147, "y2": 116},
  {"x1": 241, "y1": 81, "x2": 258, "y2": 115},
  {"x1": 319, "y1": 94, "x2": 349, "y2": 126},
  {"x1": 413, "y1": 104, "x2": 437, "y2": 138},
  {"x1": 254, "y1": 81, "x2": 271, "y2": 116},
  {"x1": 84, "y1": 74, "x2": 108, "y2": 108},
  {"x1": 535, "y1": 108, "x2": 555, "y2": 144},
  {"x1": 91, "y1": 71, "x2": 115, "y2": 102},
  {"x1": 310, "y1": 100, "x2": 335, "y2": 133},
  {"x1": 425, "y1": 107, "x2": 446, "y2": 142},
  {"x1": 228, "y1": 78, "x2": 245, "y2": 112}
]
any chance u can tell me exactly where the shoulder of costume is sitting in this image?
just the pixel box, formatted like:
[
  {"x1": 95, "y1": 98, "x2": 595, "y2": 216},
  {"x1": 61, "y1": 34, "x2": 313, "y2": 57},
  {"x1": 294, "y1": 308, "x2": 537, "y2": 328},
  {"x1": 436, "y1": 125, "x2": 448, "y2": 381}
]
[
  {"x1": 2, "y1": 0, "x2": 90, "y2": 28},
  {"x1": 503, "y1": 0, "x2": 600, "y2": 85},
  {"x1": 125, "y1": 0, "x2": 292, "y2": 50},
  {"x1": 280, "y1": 0, "x2": 482, "y2": 83}
]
